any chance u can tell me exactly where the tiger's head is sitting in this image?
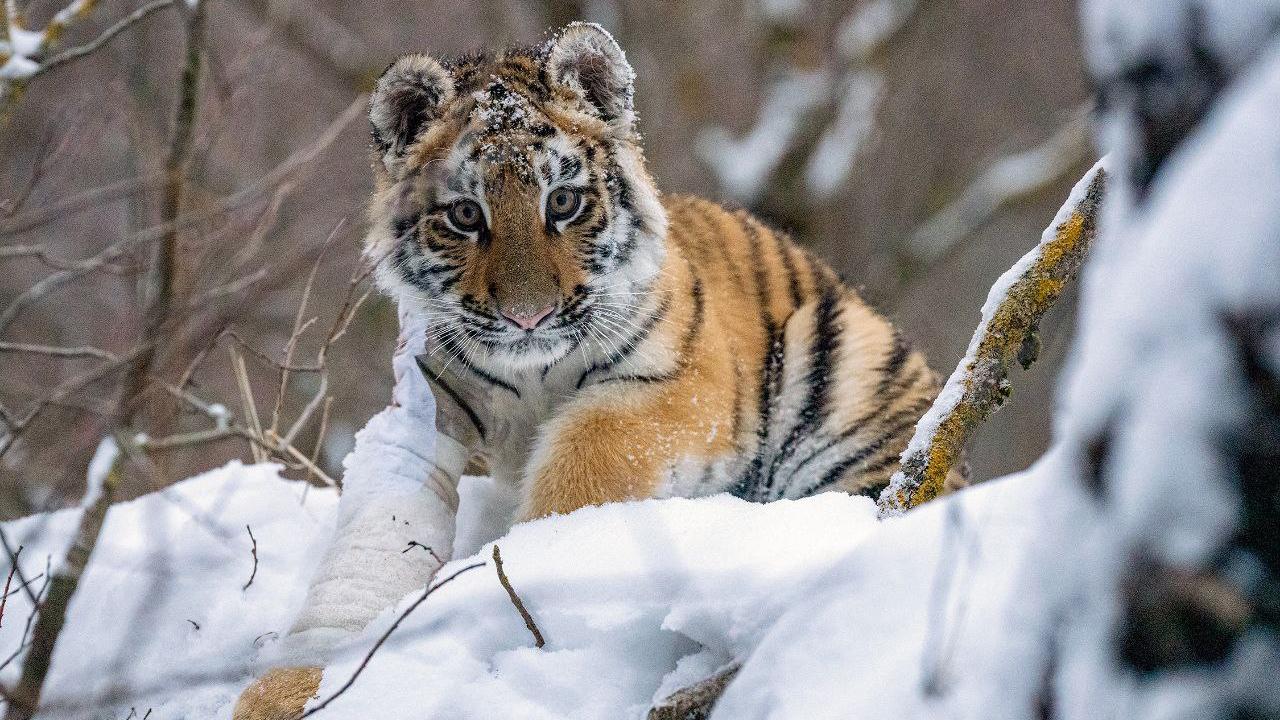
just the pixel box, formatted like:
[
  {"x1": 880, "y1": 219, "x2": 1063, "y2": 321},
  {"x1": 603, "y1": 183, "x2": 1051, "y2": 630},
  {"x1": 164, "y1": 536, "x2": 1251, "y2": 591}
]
[{"x1": 365, "y1": 23, "x2": 667, "y2": 374}]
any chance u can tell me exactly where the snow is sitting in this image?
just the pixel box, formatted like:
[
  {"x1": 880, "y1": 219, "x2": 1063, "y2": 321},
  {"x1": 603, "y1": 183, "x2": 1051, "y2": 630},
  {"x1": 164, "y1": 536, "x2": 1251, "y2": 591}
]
[
  {"x1": 0, "y1": 462, "x2": 338, "y2": 718},
  {"x1": 0, "y1": 460, "x2": 887, "y2": 718},
  {"x1": 716, "y1": 454, "x2": 1072, "y2": 719},
  {"x1": 1045, "y1": 33, "x2": 1280, "y2": 719},
  {"x1": 836, "y1": 0, "x2": 919, "y2": 62},
  {"x1": 0, "y1": 453, "x2": 1078, "y2": 720}
]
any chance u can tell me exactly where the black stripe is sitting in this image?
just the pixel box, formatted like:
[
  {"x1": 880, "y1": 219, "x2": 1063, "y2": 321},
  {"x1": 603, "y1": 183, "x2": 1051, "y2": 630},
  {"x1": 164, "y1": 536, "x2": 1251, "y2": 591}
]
[
  {"x1": 576, "y1": 292, "x2": 673, "y2": 389},
  {"x1": 698, "y1": 205, "x2": 746, "y2": 290},
  {"x1": 459, "y1": 355, "x2": 521, "y2": 398},
  {"x1": 593, "y1": 373, "x2": 676, "y2": 387},
  {"x1": 729, "y1": 360, "x2": 744, "y2": 450},
  {"x1": 787, "y1": 382, "x2": 930, "y2": 484},
  {"x1": 772, "y1": 229, "x2": 804, "y2": 308},
  {"x1": 874, "y1": 331, "x2": 911, "y2": 399},
  {"x1": 414, "y1": 356, "x2": 486, "y2": 442},
  {"x1": 763, "y1": 291, "x2": 843, "y2": 490},
  {"x1": 559, "y1": 154, "x2": 583, "y2": 182},
  {"x1": 797, "y1": 412, "x2": 922, "y2": 497},
  {"x1": 731, "y1": 322, "x2": 785, "y2": 501},
  {"x1": 741, "y1": 215, "x2": 774, "y2": 328}
]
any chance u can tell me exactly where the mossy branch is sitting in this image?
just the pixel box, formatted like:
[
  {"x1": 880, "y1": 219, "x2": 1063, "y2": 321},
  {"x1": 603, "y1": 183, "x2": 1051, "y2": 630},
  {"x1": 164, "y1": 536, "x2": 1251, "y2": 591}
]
[{"x1": 878, "y1": 164, "x2": 1108, "y2": 515}]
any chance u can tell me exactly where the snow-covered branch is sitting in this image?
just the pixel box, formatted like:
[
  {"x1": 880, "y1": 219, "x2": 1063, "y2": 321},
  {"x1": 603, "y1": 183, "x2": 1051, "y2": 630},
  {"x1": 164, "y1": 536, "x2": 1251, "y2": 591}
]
[
  {"x1": 878, "y1": 161, "x2": 1107, "y2": 515},
  {"x1": 0, "y1": 0, "x2": 177, "y2": 105},
  {"x1": 696, "y1": 0, "x2": 918, "y2": 210}
]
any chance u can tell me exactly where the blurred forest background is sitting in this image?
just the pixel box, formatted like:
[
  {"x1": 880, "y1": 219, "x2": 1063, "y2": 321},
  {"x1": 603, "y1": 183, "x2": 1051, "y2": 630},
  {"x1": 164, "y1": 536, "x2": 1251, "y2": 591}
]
[{"x1": 0, "y1": 0, "x2": 1093, "y2": 516}]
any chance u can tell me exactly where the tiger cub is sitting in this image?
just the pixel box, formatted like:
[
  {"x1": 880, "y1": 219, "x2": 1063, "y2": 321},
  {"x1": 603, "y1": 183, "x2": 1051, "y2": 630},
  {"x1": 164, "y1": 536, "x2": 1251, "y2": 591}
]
[{"x1": 366, "y1": 22, "x2": 944, "y2": 520}]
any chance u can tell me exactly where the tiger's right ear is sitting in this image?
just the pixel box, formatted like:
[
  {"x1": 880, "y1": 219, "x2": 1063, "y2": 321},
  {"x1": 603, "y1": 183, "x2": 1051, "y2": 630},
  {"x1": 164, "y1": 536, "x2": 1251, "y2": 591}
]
[{"x1": 369, "y1": 54, "x2": 455, "y2": 175}]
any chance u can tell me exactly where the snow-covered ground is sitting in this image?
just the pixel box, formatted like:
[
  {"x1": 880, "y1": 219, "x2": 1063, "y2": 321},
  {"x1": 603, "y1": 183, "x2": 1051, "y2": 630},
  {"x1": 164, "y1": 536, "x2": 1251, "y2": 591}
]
[{"x1": 0, "y1": 454, "x2": 1063, "y2": 719}]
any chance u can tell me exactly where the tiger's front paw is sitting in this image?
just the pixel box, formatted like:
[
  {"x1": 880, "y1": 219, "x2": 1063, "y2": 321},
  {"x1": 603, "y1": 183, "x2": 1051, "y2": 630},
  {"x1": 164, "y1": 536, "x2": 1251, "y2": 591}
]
[{"x1": 232, "y1": 666, "x2": 323, "y2": 720}]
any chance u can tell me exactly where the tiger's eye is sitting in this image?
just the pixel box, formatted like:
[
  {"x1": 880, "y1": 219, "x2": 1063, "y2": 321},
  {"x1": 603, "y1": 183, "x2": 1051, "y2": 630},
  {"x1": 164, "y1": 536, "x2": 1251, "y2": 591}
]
[
  {"x1": 448, "y1": 199, "x2": 484, "y2": 232},
  {"x1": 547, "y1": 187, "x2": 582, "y2": 221}
]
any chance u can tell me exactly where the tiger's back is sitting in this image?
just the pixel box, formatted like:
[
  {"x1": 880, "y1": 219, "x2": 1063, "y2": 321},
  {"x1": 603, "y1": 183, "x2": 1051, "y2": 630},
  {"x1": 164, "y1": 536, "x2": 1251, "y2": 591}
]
[{"x1": 631, "y1": 194, "x2": 940, "y2": 502}]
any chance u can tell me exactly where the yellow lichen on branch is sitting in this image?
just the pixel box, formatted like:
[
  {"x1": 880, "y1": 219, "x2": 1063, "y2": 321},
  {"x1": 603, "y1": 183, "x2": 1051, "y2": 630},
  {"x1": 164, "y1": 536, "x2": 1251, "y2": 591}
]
[{"x1": 878, "y1": 164, "x2": 1108, "y2": 515}]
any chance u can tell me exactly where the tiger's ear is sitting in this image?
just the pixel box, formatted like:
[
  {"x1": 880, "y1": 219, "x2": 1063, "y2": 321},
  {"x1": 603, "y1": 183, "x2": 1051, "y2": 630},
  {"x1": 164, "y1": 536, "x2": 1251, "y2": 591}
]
[
  {"x1": 370, "y1": 53, "x2": 455, "y2": 175},
  {"x1": 546, "y1": 23, "x2": 636, "y2": 137}
]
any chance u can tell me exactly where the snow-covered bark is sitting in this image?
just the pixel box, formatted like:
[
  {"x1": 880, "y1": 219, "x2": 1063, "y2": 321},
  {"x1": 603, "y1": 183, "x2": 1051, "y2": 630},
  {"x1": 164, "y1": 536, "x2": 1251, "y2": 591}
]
[{"x1": 878, "y1": 161, "x2": 1106, "y2": 515}]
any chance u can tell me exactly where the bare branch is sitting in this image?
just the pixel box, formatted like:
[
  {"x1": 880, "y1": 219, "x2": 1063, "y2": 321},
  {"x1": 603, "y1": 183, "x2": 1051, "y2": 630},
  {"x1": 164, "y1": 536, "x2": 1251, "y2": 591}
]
[
  {"x1": 0, "y1": 174, "x2": 161, "y2": 237},
  {"x1": 0, "y1": 341, "x2": 118, "y2": 361},
  {"x1": 0, "y1": 236, "x2": 138, "y2": 336},
  {"x1": 229, "y1": 346, "x2": 267, "y2": 464},
  {"x1": 134, "y1": 426, "x2": 237, "y2": 451},
  {"x1": 492, "y1": 545, "x2": 545, "y2": 648},
  {"x1": 0, "y1": 545, "x2": 20, "y2": 629},
  {"x1": 271, "y1": 221, "x2": 342, "y2": 434},
  {"x1": 0, "y1": 343, "x2": 151, "y2": 461},
  {"x1": 0, "y1": 96, "x2": 363, "y2": 336},
  {"x1": 27, "y1": 0, "x2": 179, "y2": 81},
  {"x1": 879, "y1": 165, "x2": 1108, "y2": 514}
]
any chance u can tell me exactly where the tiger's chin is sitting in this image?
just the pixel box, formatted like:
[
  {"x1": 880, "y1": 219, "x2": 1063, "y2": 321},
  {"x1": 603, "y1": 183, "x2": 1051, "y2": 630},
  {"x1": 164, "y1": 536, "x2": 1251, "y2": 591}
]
[{"x1": 482, "y1": 332, "x2": 580, "y2": 375}]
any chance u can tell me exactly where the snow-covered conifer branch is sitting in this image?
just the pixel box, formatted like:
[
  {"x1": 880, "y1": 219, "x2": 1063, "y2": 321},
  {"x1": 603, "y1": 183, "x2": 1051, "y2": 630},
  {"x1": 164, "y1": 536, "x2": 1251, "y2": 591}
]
[{"x1": 878, "y1": 161, "x2": 1107, "y2": 515}]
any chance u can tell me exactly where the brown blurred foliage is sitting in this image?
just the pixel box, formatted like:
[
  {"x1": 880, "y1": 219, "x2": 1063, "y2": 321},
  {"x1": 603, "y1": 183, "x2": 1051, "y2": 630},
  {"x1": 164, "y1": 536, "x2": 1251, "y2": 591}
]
[{"x1": 0, "y1": 0, "x2": 1091, "y2": 517}]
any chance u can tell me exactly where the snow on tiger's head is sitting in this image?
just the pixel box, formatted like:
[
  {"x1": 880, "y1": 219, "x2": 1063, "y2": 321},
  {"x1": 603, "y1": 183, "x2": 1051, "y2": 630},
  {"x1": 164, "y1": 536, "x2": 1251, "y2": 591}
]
[{"x1": 364, "y1": 23, "x2": 667, "y2": 372}]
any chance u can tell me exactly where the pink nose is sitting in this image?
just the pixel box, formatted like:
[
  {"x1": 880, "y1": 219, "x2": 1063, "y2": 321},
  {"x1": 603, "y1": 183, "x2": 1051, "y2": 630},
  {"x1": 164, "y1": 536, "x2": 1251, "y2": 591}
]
[{"x1": 500, "y1": 303, "x2": 555, "y2": 330}]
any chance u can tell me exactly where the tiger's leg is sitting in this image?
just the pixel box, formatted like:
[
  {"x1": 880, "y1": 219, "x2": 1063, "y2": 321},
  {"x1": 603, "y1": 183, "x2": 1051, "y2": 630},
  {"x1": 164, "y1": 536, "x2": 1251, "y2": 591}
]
[{"x1": 519, "y1": 370, "x2": 738, "y2": 519}]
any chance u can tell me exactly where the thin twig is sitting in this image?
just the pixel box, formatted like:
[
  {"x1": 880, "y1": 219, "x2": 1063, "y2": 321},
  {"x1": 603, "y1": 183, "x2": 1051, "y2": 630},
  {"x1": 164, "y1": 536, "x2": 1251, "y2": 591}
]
[
  {"x1": 303, "y1": 395, "x2": 332, "y2": 489},
  {"x1": 299, "y1": 562, "x2": 485, "y2": 718},
  {"x1": 0, "y1": 174, "x2": 161, "y2": 237},
  {"x1": 401, "y1": 541, "x2": 443, "y2": 565},
  {"x1": 229, "y1": 346, "x2": 267, "y2": 464},
  {"x1": 0, "y1": 341, "x2": 118, "y2": 361},
  {"x1": 0, "y1": 96, "x2": 364, "y2": 336},
  {"x1": 492, "y1": 545, "x2": 545, "y2": 649},
  {"x1": 271, "y1": 222, "x2": 340, "y2": 434},
  {"x1": 0, "y1": 343, "x2": 151, "y2": 462},
  {"x1": 136, "y1": 426, "x2": 237, "y2": 451},
  {"x1": 0, "y1": 530, "x2": 35, "y2": 607},
  {"x1": 242, "y1": 525, "x2": 258, "y2": 591},
  {"x1": 0, "y1": 546, "x2": 21, "y2": 629}
]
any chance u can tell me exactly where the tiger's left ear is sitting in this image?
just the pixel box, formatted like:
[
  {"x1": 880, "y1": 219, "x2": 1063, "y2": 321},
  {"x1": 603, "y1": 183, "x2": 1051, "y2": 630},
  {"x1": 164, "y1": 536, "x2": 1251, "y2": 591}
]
[{"x1": 546, "y1": 23, "x2": 636, "y2": 137}]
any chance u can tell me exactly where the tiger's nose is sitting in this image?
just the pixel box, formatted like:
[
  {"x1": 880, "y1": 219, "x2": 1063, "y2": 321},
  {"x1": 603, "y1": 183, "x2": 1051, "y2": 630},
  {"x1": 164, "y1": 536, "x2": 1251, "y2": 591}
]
[{"x1": 500, "y1": 303, "x2": 556, "y2": 331}]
